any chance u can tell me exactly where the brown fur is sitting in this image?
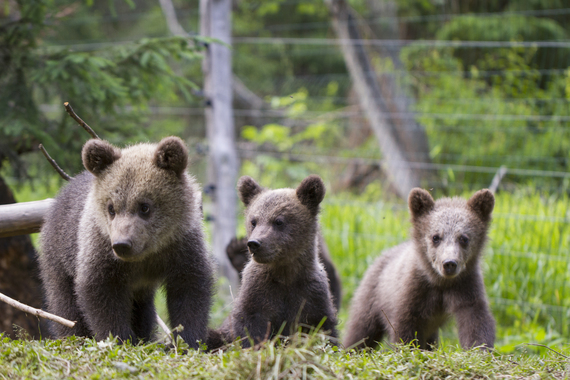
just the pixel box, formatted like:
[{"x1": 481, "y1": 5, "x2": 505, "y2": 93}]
[
  {"x1": 344, "y1": 188, "x2": 496, "y2": 350},
  {"x1": 225, "y1": 235, "x2": 342, "y2": 311},
  {"x1": 209, "y1": 175, "x2": 338, "y2": 349},
  {"x1": 39, "y1": 137, "x2": 213, "y2": 347}
]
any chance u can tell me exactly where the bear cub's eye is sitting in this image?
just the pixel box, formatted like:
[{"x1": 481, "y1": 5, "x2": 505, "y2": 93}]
[
  {"x1": 251, "y1": 219, "x2": 257, "y2": 227},
  {"x1": 274, "y1": 218, "x2": 284, "y2": 226},
  {"x1": 108, "y1": 204, "x2": 115, "y2": 217},
  {"x1": 140, "y1": 203, "x2": 150, "y2": 215},
  {"x1": 432, "y1": 234, "x2": 441, "y2": 245},
  {"x1": 458, "y1": 235, "x2": 469, "y2": 247}
]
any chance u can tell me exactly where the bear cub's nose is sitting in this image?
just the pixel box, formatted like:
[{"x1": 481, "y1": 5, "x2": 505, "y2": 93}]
[
  {"x1": 113, "y1": 241, "x2": 132, "y2": 257},
  {"x1": 247, "y1": 240, "x2": 262, "y2": 251},
  {"x1": 442, "y1": 260, "x2": 458, "y2": 276}
]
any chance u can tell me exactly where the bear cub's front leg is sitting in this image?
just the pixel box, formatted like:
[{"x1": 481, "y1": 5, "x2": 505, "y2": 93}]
[
  {"x1": 208, "y1": 175, "x2": 338, "y2": 350},
  {"x1": 344, "y1": 188, "x2": 496, "y2": 350},
  {"x1": 40, "y1": 137, "x2": 213, "y2": 345}
]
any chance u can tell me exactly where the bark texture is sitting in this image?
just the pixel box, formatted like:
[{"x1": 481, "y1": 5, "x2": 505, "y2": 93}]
[{"x1": 0, "y1": 176, "x2": 45, "y2": 339}]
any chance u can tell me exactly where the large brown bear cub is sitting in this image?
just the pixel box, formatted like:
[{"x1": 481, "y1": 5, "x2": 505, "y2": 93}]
[
  {"x1": 344, "y1": 188, "x2": 496, "y2": 350},
  {"x1": 211, "y1": 175, "x2": 338, "y2": 348},
  {"x1": 39, "y1": 137, "x2": 214, "y2": 348}
]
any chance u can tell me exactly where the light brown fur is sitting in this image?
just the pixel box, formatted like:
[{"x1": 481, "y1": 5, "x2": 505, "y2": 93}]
[{"x1": 344, "y1": 188, "x2": 496, "y2": 350}]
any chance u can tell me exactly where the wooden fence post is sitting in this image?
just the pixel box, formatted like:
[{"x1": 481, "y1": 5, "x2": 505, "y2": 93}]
[{"x1": 200, "y1": 0, "x2": 240, "y2": 288}]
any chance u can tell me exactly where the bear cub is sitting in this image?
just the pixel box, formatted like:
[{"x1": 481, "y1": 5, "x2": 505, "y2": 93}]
[
  {"x1": 211, "y1": 175, "x2": 338, "y2": 348},
  {"x1": 225, "y1": 234, "x2": 342, "y2": 312},
  {"x1": 344, "y1": 188, "x2": 496, "y2": 350},
  {"x1": 39, "y1": 137, "x2": 213, "y2": 348}
]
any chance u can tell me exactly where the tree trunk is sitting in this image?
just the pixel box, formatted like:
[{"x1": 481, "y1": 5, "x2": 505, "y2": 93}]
[
  {"x1": 200, "y1": 0, "x2": 240, "y2": 289},
  {"x1": 0, "y1": 176, "x2": 45, "y2": 339},
  {"x1": 363, "y1": 0, "x2": 432, "y2": 165},
  {"x1": 325, "y1": 0, "x2": 435, "y2": 198}
]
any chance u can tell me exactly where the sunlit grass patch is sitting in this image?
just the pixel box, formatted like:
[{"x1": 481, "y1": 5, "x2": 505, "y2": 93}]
[{"x1": 1, "y1": 332, "x2": 568, "y2": 379}]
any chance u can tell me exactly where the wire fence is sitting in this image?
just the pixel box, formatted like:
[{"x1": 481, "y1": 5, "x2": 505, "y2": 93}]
[
  {"x1": 20, "y1": 1, "x2": 570, "y2": 344},
  {"x1": 230, "y1": 3, "x2": 570, "y2": 343}
]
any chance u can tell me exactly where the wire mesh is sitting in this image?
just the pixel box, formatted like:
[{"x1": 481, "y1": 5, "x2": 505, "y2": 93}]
[{"x1": 13, "y1": 0, "x2": 570, "y2": 344}]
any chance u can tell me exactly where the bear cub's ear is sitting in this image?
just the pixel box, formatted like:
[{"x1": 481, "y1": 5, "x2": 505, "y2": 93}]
[
  {"x1": 82, "y1": 139, "x2": 121, "y2": 176},
  {"x1": 154, "y1": 136, "x2": 188, "y2": 177},
  {"x1": 296, "y1": 175, "x2": 326, "y2": 216},
  {"x1": 237, "y1": 176, "x2": 264, "y2": 207},
  {"x1": 408, "y1": 188, "x2": 435, "y2": 220},
  {"x1": 467, "y1": 189, "x2": 495, "y2": 222}
]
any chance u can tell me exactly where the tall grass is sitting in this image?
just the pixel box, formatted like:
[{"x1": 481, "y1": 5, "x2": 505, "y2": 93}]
[
  {"x1": 5, "y1": 175, "x2": 570, "y2": 352},
  {"x1": 320, "y1": 189, "x2": 570, "y2": 351},
  {"x1": 2, "y1": 332, "x2": 568, "y2": 379}
]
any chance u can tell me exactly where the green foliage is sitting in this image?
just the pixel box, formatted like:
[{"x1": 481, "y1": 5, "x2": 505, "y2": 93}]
[
  {"x1": 34, "y1": 37, "x2": 202, "y2": 110},
  {"x1": 400, "y1": 36, "x2": 570, "y2": 189},
  {"x1": 232, "y1": 0, "x2": 347, "y2": 97},
  {"x1": 436, "y1": 15, "x2": 567, "y2": 43},
  {"x1": 240, "y1": 88, "x2": 344, "y2": 187},
  {"x1": 0, "y1": 0, "x2": 206, "y2": 179}
]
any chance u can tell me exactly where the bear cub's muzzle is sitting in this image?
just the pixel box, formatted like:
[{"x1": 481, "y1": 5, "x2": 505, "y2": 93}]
[
  {"x1": 112, "y1": 240, "x2": 133, "y2": 259},
  {"x1": 442, "y1": 259, "x2": 458, "y2": 277}
]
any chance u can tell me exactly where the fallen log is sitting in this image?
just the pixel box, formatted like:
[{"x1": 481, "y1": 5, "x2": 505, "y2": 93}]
[{"x1": 0, "y1": 199, "x2": 54, "y2": 238}]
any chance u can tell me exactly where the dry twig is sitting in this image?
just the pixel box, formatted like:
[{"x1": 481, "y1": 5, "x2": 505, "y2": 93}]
[
  {"x1": 525, "y1": 343, "x2": 570, "y2": 359},
  {"x1": 39, "y1": 144, "x2": 72, "y2": 181},
  {"x1": 381, "y1": 309, "x2": 397, "y2": 337},
  {"x1": 156, "y1": 315, "x2": 173, "y2": 345},
  {"x1": 63, "y1": 102, "x2": 99, "y2": 139},
  {"x1": 0, "y1": 291, "x2": 75, "y2": 328}
]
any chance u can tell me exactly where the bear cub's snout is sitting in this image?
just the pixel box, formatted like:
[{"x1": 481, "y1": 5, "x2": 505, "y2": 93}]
[
  {"x1": 442, "y1": 259, "x2": 458, "y2": 277},
  {"x1": 246, "y1": 239, "x2": 261, "y2": 250},
  {"x1": 112, "y1": 240, "x2": 132, "y2": 258}
]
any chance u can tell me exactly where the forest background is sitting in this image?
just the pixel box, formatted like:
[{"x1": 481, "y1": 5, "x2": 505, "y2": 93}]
[{"x1": 2, "y1": 0, "x2": 570, "y2": 363}]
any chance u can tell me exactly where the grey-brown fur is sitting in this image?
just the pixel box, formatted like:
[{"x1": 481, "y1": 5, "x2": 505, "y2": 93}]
[
  {"x1": 344, "y1": 188, "x2": 496, "y2": 350},
  {"x1": 39, "y1": 137, "x2": 214, "y2": 348},
  {"x1": 210, "y1": 175, "x2": 338, "y2": 349},
  {"x1": 225, "y1": 235, "x2": 342, "y2": 311}
]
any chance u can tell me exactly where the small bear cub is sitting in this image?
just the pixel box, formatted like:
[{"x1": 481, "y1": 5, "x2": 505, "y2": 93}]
[
  {"x1": 344, "y1": 188, "x2": 496, "y2": 350},
  {"x1": 39, "y1": 137, "x2": 213, "y2": 348},
  {"x1": 211, "y1": 175, "x2": 338, "y2": 348},
  {"x1": 225, "y1": 235, "x2": 342, "y2": 312}
]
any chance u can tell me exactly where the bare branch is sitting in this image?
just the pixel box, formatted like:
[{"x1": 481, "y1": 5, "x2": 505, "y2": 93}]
[
  {"x1": 63, "y1": 102, "x2": 99, "y2": 139},
  {"x1": 156, "y1": 314, "x2": 171, "y2": 336},
  {"x1": 156, "y1": 314, "x2": 174, "y2": 345},
  {"x1": 525, "y1": 343, "x2": 570, "y2": 359},
  {"x1": 39, "y1": 144, "x2": 71, "y2": 181},
  {"x1": 489, "y1": 165, "x2": 508, "y2": 193},
  {"x1": 0, "y1": 291, "x2": 75, "y2": 328},
  {"x1": 381, "y1": 309, "x2": 397, "y2": 337},
  {"x1": 232, "y1": 75, "x2": 266, "y2": 110},
  {"x1": 158, "y1": 0, "x2": 189, "y2": 37}
]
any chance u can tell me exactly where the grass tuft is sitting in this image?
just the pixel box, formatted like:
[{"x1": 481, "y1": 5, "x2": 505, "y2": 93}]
[{"x1": 1, "y1": 332, "x2": 569, "y2": 379}]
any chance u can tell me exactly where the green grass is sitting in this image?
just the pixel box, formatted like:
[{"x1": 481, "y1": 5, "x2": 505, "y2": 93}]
[
  {"x1": 3, "y1": 177, "x2": 570, "y2": 377},
  {"x1": 319, "y1": 189, "x2": 570, "y2": 352},
  {"x1": 1, "y1": 332, "x2": 569, "y2": 379}
]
